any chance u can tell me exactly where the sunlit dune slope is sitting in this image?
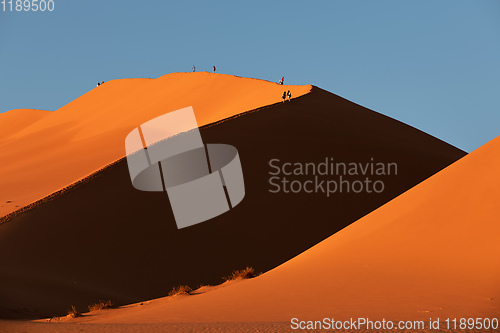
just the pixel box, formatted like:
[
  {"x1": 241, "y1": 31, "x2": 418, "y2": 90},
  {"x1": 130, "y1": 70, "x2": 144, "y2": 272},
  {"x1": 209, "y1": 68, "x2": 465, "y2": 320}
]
[
  {"x1": 0, "y1": 87, "x2": 465, "y2": 319},
  {"x1": 0, "y1": 109, "x2": 52, "y2": 139},
  {"x1": 88, "y1": 133, "x2": 500, "y2": 324},
  {"x1": 0, "y1": 72, "x2": 311, "y2": 217}
]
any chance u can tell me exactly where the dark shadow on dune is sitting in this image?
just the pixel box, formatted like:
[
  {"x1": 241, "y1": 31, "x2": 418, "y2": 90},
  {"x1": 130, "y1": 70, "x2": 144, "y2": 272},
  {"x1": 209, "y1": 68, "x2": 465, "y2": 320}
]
[{"x1": 0, "y1": 87, "x2": 466, "y2": 319}]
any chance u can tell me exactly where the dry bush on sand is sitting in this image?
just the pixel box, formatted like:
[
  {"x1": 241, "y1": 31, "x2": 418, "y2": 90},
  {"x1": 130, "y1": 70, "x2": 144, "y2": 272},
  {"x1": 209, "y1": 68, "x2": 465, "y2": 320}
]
[
  {"x1": 168, "y1": 285, "x2": 192, "y2": 296},
  {"x1": 88, "y1": 299, "x2": 115, "y2": 311},
  {"x1": 224, "y1": 267, "x2": 256, "y2": 281},
  {"x1": 66, "y1": 305, "x2": 81, "y2": 318}
]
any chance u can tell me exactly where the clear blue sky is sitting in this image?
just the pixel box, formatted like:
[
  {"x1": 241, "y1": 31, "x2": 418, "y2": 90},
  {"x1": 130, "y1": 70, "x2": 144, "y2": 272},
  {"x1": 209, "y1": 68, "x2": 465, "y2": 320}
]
[{"x1": 1, "y1": 0, "x2": 499, "y2": 152}]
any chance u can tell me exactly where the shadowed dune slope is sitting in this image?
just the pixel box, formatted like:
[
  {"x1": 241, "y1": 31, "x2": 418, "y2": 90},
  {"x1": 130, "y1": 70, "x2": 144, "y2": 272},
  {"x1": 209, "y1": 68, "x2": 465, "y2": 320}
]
[
  {"x1": 0, "y1": 72, "x2": 311, "y2": 217},
  {"x1": 86, "y1": 131, "x2": 500, "y2": 324},
  {"x1": 0, "y1": 87, "x2": 465, "y2": 319}
]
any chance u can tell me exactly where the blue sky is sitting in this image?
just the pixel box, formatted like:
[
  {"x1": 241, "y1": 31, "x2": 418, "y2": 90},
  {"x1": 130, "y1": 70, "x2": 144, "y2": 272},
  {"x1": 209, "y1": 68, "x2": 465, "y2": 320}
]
[{"x1": 1, "y1": 0, "x2": 499, "y2": 152}]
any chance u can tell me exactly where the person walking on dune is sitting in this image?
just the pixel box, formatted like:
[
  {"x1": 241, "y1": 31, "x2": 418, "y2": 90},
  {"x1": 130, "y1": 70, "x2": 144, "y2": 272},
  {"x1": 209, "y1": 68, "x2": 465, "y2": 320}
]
[
  {"x1": 213, "y1": 65, "x2": 216, "y2": 73},
  {"x1": 282, "y1": 91, "x2": 286, "y2": 103},
  {"x1": 97, "y1": 82, "x2": 100, "y2": 87},
  {"x1": 287, "y1": 90, "x2": 291, "y2": 101},
  {"x1": 192, "y1": 65, "x2": 196, "y2": 72},
  {"x1": 279, "y1": 77, "x2": 284, "y2": 85}
]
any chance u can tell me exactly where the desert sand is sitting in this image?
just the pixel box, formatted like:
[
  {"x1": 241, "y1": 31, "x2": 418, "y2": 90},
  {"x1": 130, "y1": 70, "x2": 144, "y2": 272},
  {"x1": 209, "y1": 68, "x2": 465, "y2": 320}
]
[
  {"x1": 0, "y1": 109, "x2": 52, "y2": 139},
  {"x1": 0, "y1": 72, "x2": 311, "y2": 218},
  {"x1": 2, "y1": 73, "x2": 489, "y2": 333},
  {"x1": 79, "y1": 128, "x2": 499, "y2": 324},
  {"x1": 0, "y1": 80, "x2": 465, "y2": 324},
  {"x1": 4, "y1": 112, "x2": 495, "y2": 333}
]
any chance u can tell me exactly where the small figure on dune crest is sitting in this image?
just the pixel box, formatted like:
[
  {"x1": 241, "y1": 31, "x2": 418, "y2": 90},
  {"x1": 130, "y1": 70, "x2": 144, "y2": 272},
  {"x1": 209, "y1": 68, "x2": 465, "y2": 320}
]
[
  {"x1": 282, "y1": 91, "x2": 286, "y2": 103},
  {"x1": 279, "y1": 76, "x2": 284, "y2": 85},
  {"x1": 101, "y1": 81, "x2": 105, "y2": 85},
  {"x1": 213, "y1": 65, "x2": 216, "y2": 73},
  {"x1": 192, "y1": 65, "x2": 196, "y2": 72},
  {"x1": 287, "y1": 90, "x2": 291, "y2": 101},
  {"x1": 97, "y1": 82, "x2": 100, "y2": 87}
]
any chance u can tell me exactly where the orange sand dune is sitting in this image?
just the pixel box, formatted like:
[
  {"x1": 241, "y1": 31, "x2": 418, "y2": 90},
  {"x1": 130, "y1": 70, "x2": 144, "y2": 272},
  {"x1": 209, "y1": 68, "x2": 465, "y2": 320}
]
[
  {"x1": 0, "y1": 87, "x2": 465, "y2": 321},
  {"x1": 0, "y1": 109, "x2": 52, "y2": 139},
  {"x1": 0, "y1": 73, "x2": 311, "y2": 217},
  {"x1": 77, "y1": 133, "x2": 500, "y2": 324}
]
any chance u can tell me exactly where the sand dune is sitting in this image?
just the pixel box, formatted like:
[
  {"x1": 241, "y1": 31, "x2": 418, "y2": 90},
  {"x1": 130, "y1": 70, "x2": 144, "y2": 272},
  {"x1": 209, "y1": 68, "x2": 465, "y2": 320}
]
[
  {"x1": 75, "y1": 130, "x2": 500, "y2": 325},
  {"x1": 0, "y1": 109, "x2": 52, "y2": 140},
  {"x1": 0, "y1": 86, "x2": 465, "y2": 320},
  {"x1": 0, "y1": 73, "x2": 311, "y2": 218}
]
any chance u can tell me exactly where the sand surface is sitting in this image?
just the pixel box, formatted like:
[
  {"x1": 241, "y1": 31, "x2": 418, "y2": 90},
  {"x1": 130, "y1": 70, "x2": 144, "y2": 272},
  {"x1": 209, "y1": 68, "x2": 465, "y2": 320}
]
[
  {"x1": 0, "y1": 109, "x2": 52, "y2": 139},
  {"x1": 2, "y1": 74, "x2": 489, "y2": 333},
  {"x1": 61, "y1": 132, "x2": 500, "y2": 325},
  {"x1": 1, "y1": 133, "x2": 491, "y2": 333},
  {"x1": 0, "y1": 86, "x2": 465, "y2": 321},
  {"x1": 4, "y1": 321, "x2": 490, "y2": 333},
  {"x1": 0, "y1": 73, "x2": 311, "y2": 217}
]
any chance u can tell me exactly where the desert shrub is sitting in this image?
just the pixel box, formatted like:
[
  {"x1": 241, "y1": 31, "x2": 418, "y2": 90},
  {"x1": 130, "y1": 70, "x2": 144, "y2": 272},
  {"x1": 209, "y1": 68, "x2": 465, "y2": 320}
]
[
  {"x1": 66, "y1": 305, "x2": 81, "y2": 318},
  {"x1": 88, "y1": 299, "x2": 115, "y2": 311},
  {"x1": 224, "y1": 267, "x2": 255, "y2": 281},
  {"x1": 168, "y1": 285, "x2": 192, "y2": 296}
]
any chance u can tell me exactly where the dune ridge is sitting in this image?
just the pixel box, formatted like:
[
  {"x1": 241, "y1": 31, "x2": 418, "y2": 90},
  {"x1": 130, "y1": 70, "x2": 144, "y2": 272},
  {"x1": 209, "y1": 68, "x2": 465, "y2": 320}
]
[
  {"x1": 74, "y1": 131, "x2": 500, "y2": 325},
  {"x1": 0, "y1": 97, "x2": 295, "y2": 225},
  {"x1": 0, "y1": 85, "x2": 465, "y2": 320},
  {"x1": 0, "y1": 72, "x2": 311, "y2": 217}
]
